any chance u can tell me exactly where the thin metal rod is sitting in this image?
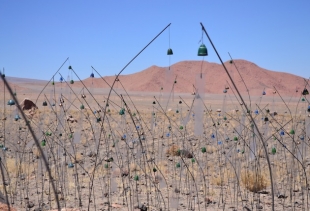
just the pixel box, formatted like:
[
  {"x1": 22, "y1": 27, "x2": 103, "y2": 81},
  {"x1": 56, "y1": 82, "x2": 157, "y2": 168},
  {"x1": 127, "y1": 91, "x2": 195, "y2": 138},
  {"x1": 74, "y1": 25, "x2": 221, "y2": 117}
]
[
  {"x1": 200, "y1": 22, "x2": 275, "y2": 211},
  {"x1": 0, "y1": 73, "x2": 61, "y2": 211}
]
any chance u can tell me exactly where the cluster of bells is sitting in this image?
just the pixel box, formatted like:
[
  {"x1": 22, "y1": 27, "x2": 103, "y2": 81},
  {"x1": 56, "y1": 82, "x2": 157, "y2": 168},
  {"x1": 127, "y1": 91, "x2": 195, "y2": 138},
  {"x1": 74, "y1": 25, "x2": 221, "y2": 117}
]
[{"x1": 166, "y1": 42, "x2": 207, "y2": 56}]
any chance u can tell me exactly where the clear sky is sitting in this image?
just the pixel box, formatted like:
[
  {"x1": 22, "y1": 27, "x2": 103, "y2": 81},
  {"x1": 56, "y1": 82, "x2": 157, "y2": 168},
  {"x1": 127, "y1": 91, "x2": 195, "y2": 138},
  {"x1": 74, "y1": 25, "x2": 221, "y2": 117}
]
[{"x1": 1, "y1": 0, "x2": 309, "y2": 80}]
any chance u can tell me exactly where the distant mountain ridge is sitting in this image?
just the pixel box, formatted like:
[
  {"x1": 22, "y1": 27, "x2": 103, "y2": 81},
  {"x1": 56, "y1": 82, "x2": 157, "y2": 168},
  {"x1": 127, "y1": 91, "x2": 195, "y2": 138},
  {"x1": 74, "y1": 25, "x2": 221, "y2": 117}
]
[
  {"x1": 80, "y1": 59, "x2": 306, "y2": 96},
  {"x1": 1, "y1": 60, "x2": 307, "y2": 97}
]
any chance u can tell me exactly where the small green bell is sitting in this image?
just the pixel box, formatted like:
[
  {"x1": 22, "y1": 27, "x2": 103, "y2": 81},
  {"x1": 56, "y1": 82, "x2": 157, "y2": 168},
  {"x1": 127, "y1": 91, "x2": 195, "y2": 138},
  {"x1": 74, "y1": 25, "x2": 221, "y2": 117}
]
[
  {"x1": 70, "y1": 80, "x2": 74, "y2": 84},
  {"x1": 191, "y1": 158, "x2": 195, "y2": 163},
  {"x1": 167, "y1": 48, "x2": 173, "y2": 55},
  {"x1": 80, "y1": 104, "x2": 85, "y2": 110},
  {"x1": 176, "y1": 163, "x2": 181, "y2": 168},
  {"x1": 197, "y1": 44, "x2": 208, "y2": 56},
  {"x1": 41, "y1": 140, "x2": 46, "y2": 146},
  {"x1": 134, "y1": 175, "x2": 139, "y2": 181},
  {"x1": 201, "y1": 147, "x2": 206, "y2": 153},
  {"x1": 179, "y1": 125, "x2": 183, "y2": 130},
  {"x1": 234, "y1": 137, "x2": 238, "y2": 141},
  {"x1": 104, "y1": 163, "x2": 109, "y2": 168},
  {"x1": 153, "y1": 167, "x2": 157, "y2": 173},
  {"x1": 271, "y1": 147, "x2": 276, "y2": 155},
  {"x1": 290, "y1": 129, "x2": 295, "y2": 135}
]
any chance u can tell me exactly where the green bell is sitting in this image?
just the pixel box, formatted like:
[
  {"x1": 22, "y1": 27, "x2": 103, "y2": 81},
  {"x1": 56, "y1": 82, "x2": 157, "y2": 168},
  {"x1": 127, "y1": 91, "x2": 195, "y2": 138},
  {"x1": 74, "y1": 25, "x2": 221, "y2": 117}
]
[
  {"x1": 167, "y1": 48, "x2": 173, "y2": 55},
  {"x1": 80, "y1": 104, "x2": 85, "y2": 110},
  {"x1": 41, "y1": 140, "x2": 46, "y2": 146},
  {"x1": 176, "y1": 163, "x2": 181, "y2": 168},
  {"x1": 302, "y1": 88, "x2": 309, "y2": 95},
  {"x1": 191, "y1": 158, "x2": 195, "y2": 163},
  {"x1": 201, "y1": 147, "x2": 206, "y2": 153},
  {"x1": 198, "y1": 44, "x2": 208, "y2": 56},
  {"x1": 153, "y1": 167, "x2": 157, "y2": 173},
  {"x1": 104, "y1": 163, "x2": 109, "y2": 168},
  {"x1": 179, "y1": 125, "x2": 183, "y2": 130},
  {"x1": 234, "y1": 136, "x2": 238, "y2": 141},
  {"x1": 134, "y1": 175, "x2": 139, "y2": 181},
  {"x1": 43, "y1": 101, "x2": 48, "y2": 106},
  {"x1": 290, "y1": 129, "x2": 295, "y2": 135},
  {"x1": 271, "y1": 147, "x2": 276, "y2": 155},
  {"x1": 70, "y1": 80, "x2": 74, "y2": 84}
]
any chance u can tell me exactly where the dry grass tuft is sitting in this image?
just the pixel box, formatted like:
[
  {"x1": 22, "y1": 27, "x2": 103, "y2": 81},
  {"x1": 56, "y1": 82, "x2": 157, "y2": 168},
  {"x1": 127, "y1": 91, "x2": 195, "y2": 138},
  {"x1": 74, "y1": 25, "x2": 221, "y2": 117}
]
[
  {"x1": 241, "y1": 169, "x2": 269, "y2": 192},
  {"x1": 166, "y1": 144, "x2": 179, "y2": 157}
]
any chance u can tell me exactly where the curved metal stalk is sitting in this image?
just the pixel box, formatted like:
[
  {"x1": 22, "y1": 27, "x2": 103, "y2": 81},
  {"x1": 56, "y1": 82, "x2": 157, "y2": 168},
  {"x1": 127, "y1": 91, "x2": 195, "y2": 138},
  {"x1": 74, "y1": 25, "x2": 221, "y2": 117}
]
[{"x1": 200, "y1": 22, "x2": 275, "y2": 211}]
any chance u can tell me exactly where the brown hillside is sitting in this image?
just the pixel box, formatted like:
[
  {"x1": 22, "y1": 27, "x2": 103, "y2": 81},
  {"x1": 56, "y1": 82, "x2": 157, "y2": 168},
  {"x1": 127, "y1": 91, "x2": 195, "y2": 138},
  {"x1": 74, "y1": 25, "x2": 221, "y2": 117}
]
[{"x1": 77, "y1": 60, "x2": 307, "y2": 96}]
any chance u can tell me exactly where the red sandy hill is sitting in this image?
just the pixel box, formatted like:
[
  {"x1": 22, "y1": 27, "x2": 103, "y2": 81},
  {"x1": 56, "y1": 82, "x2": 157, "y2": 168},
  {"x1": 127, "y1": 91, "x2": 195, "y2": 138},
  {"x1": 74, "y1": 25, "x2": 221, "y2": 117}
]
[{"x1": 79, "y1": 60, "x2": 307, "y2": 96}]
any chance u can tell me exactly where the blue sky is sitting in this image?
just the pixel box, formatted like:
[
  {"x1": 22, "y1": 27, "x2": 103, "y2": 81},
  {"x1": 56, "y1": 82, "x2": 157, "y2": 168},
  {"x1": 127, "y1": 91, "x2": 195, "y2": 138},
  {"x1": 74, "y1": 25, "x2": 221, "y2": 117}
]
[{"x1": 1, "y1": 0, "x2": 309, "y2": 80}]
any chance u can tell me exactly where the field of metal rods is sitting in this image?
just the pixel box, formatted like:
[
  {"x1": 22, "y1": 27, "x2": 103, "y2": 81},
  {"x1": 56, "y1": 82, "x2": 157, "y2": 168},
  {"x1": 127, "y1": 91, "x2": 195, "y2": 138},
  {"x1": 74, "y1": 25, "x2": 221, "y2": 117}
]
[{"x1": 0, "y1": 66, "x2": 310, "y2": 211}]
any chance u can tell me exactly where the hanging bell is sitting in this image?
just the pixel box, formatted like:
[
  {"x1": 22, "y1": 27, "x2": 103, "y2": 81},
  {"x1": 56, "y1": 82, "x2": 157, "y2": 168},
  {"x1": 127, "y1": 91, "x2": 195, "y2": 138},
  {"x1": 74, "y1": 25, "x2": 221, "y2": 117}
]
[
  {"x1": 43, "y1": 101, "x2": 48, "y2": 106},
  {"x1": 223, "y1": 89, "x2": 227, "y2": 93},
  {"x1": 41, "y1": 140, "x2": 46, "y2": 146},
  {"x1": 134, "y1": 175, "x2": 139, "y2": 181},
  {"x1": 302, "y1": 88, "x2": 309, "y2": 95},
  {"x1": 201, "y1": 147, "x2": 206, "y2": 153},
  {"x1": 262, "y1": 91, "x2": 266, "y2": 95},
  {"x1": 60, "y1": 76, "x2": 64, "y2": 82},
  {"x1": 290, "y1": 129, "x2": 295, "y2": 135},
  {"x1": 90, "y1": 73, "x2": 94, "y2": 78},
  {"x1": 1, "y1": 73, "x2": 5, "y2": 78},
  {"x1": 176, "y1": 163, "x2": 181, "y2": 168},
  {"x1": 70, "y1": 79, "x2": 74, "y2": 84},
  {"x1": 264, "y1": 117, "x2": 269, "y2": 122},
  {"x1": 198, "y1": 44, "x2": 208, "y2": 56},
  {"x1": 7, "y1": 99, "x2": 15, "y2": 106},
  {"x1": 80, "y1": 104, "x2": 85, "y2": 110},
  {"x1": 68, "y1": 163, "x2": 74, "y2": 168},
  {"x1": 271, "y1": 147, "x2": 276, "y2": 155},
  {"x1": 167, "y1": 48, "x2": 173, "y2": 55},
  {"x1": 14, "y1": 114, "x2": 20, "y2": 121},
  {"x1": 68, "y1": 66, "x2": 72, "y2": 70},
  {"x1": 308, "y1": 105, "x2": 310, "y2": 112}
]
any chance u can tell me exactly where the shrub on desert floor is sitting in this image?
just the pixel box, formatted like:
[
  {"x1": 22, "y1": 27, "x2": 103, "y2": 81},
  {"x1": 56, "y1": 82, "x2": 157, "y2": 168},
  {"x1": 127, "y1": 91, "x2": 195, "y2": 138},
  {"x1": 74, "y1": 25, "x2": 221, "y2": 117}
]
[
  {"x1": 241, "y1": 169, "x2": 269, "y2": 192},
  {"x1": 166, "y1": 144, "x2": 179, "y2": 156}
]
